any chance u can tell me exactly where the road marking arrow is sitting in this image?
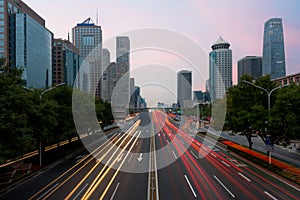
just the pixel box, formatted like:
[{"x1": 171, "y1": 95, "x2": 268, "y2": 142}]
[
  {"x1": 117, "y1": 153, "x2": 124, "y2": 162},
  {"x1": 137, "y1": 153, "x2": 143, "y2": 162}
]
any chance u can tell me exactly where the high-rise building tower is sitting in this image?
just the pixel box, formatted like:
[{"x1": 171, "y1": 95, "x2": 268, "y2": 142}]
[
  {"x1": 262, "y1": 18, "x2": 286, "y2": 79},
  {"x1": 177, "y1": 70, "x2": 192, "y2": 108},
  {"x1": 1, "y1": 0, "x2": 46, "y2": 64},
  {"x1": 238, "y1": 56, "x2": 262, "y2": 82},
  {"x1": 53, "y1": 39, "x2": 89, "y2": 91},
  {"x1": 1, "y1": 0, "x2": 52, "y2": 88},
  {"x1": 209, "y1": 36, "x2": 232, "y2": 101},
  {"x1": 72, "y1": 18, "x2": 102, "y2": 97},
  {"x1": 102, "y1": 48, "x2": 110, "y2": 100},
  {"x1": 111, "y1": 36, "x2": 130, "y2": 119}
]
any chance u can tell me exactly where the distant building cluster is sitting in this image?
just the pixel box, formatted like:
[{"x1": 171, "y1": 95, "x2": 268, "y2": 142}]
[
  {"x1": 1, "y1": 0, "x2": 294, "y2": 108},
  {"x1": 237, "y1": 18, "x2": 286, "y2": 82},
  {"x1": 205, "y1": 17, "x2": 288, "y2": 102},
  {"x1": 0, "y1": 0, "x2": 146, "y2": 118},
  {"x1": 175, "y1": 17, "x2": 290, "y2": 104}
]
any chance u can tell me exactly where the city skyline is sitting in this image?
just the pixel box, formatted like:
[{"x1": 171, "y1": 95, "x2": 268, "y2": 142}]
[
  {"x1": 23, "y1": 0, "x2": 300, "y2": 106},
  {"x1": 25, "y1": 0, "x2": 300, "y2": 81}
]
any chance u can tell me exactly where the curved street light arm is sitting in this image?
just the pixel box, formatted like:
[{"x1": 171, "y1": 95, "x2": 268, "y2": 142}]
[{"x1": 242, "y1": 80, "x2": 269, "y2": 94}]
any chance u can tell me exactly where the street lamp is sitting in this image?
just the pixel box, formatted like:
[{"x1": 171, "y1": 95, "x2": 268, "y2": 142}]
[
  {"x1": 23, "y1": 83, "x2": 66, "y2": 166},
  {"x1": 242, "y1": 80, "x2": 289, "y2": 164}
]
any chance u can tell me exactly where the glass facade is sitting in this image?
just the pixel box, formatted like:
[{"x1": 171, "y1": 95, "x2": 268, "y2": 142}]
[
  {"x1": 72, "y1": 22, "x2": 102, "y2": 96},
  {"x1": 0, "y1": 0, "x2": 4, "y2": 58},
  {"x1": 209, "y1": 37, "x2": 232, "y2": 101},
  {"x1": 238, "y1": 56, "x2": 262, "y2": 82},
  {"x1": 16, "y1": 13, "x2": 52, "y2": 88},
  {"x1": 262, "y1": 18, "x2": 286, "y2": 79}
]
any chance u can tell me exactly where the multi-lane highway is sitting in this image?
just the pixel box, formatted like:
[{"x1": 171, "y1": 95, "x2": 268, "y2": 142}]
[{"x1": 1, "y1": 111, "x2": 299, "y2": 200}]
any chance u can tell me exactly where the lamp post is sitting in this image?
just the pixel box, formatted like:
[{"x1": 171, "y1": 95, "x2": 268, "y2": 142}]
[
  {"x1": 242, "y1": 80, "x2": 289, "y2": 164},
  {"x1": 23, "y1": 83, "x2": 66, "y2": 166}
]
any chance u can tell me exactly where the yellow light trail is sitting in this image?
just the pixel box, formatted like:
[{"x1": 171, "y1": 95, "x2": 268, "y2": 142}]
[
  {"x1": 99, "y1": 130, "x2": 142, "y2": 200},
  {"x1": 28, "y1": 132, "x2": 120, "y2": 200},
  {"x1": 64, "y1": 120, "x2": 141, "y2": 199},
  {"x1": 82, "y1": 127, "x2": 141, "y2": 199}
]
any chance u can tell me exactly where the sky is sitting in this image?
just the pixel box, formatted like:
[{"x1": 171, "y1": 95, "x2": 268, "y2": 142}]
[{"x1": 26, "y1": 0, "x2": 300, "y2": 106}]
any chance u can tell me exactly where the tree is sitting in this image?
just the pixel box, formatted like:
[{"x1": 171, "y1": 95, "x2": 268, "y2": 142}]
[
  {"x1": 0, "y1": 62, "x2": 34, "y2": 162},
  {"x1": 46, "y1": 86, "x2": 76, "y2": 143},
  {"x1": 270, "y1": 84, "x2": 300, "y2": 145},
  {"x1": 226, "y1": 75, "x2": 269, "y2": 149}
]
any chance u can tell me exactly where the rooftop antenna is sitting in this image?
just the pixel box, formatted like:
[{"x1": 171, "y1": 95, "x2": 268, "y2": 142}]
[
  {"x1": 68, "y1": 32, "x2": 70, "y2": 41},
  {"x1": 96, "y1": 9, "x2": 99, "y2": 25}
]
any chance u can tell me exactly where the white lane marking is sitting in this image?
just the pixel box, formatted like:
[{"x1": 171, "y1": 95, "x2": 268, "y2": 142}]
[
  {"x1": 36, "y1": 183, "x2": 59, "y2": 200},
  {"x1": 110, "y1": 182, "x2": 120, "y2": 200},
  {"x1": 221, "y1": 161, "x2": 230, "y2": 167},
  {"x1": 210, "y1": 153, "x2": 217, "y2": 158},
  {"x1": 172, "y1": 151, "x2": 177, "y2": 159},
  {"x1": 136, "y1": 140, "x2": 139, "y2": 146},
  {"x1": 128, "y1": 154, "x2": 133, "y2": 163},
  {"x1": 213, "y1": 175, "x2": 235, "y2": 198},
  {"x1": 73, "y1": 183, "x2": 89, "y2": 200},
  {"x1": 238, "y1": 173, "x2": 251, "y2": 182},
  {"x1": 264, "y1": 191, "x2": 278, "y2": 200},
  {"x1": 238, "y1": 172, "x2": 251, "y2": 182},
  {"x1": 167, "y1": 139, "x2": 170, "y2": 144},
  {"x1": 184, "y1": 175, "x2": 197, "y2": 198},
  {"x1": 190, "y1": 151, "x2": 199, "y2": 159}
]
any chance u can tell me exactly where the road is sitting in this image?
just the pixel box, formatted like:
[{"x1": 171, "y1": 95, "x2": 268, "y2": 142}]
[{"x1": 1, "y1": 111, "x2": 299, "y2": 199}]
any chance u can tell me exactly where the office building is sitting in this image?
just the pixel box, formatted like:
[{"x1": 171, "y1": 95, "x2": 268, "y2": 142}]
[
  {"x1": 262, "y1": 18, "x2": 286, "y2": 79},
  {"x1": 1, "y1": 0, "x2": 52, "y2": 88},
  {"x1": 72, "y1": 18, "x2": 102, "y2": 97},
  {"x1": 238, "y1": 56, "x2": 262, "y2": 82},
  {"x1": 102, "y1": 48, "x2": 110, "y2": 100},
  {"x1": 177, "y1": 70, "x2": 192, "y2": 108},
  {"x1": 129, "y1": 78, "x2": 135, "y2": 109},
  {"x1": 53, "y1": 39, "x2": 89, "y2": 91},
  {"x1": 111, "y1": 36, "x2": 130, "y2": 119},
  {"x1": 107, "y1": 62, "x2": 117, "y2": 101},
  {"x1": 209, "y1": 36, "x2": 232, "y2": 100}
]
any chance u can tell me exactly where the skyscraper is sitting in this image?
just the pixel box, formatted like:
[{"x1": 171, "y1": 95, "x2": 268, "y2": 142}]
[
  {"x1": 1, "y1": 0, "x2": 52, "y2": 88},
  {"x1": 102, "y1": 48, "x2": 110, "y2": 100},
  {"x1": 238, "y1": 56, "x2": 262, "y2": 82},
  {"x1": 111, "y1": 36, "x2": 130, "y2": 119},
  {"x1": 15, "y1": 13, "x2": 53, "y2": 88},
  {"x1": 53, "y1": 39, "x2": 89, "y2": 91},
  {"x1": 1, "y1": 0, "x2": 46, "y2": 65},
  {"x1": 209, "y1": 36, "x2": 232, "y2": 101},
  {"x1": 177, "y1": 70, "x2": 192, "y2": 108},
  {"x1": 262, "y1": 18, "x2": 286, "y2": 79},
  {"x1": 72, "y1": 18, "x2": 102, "y2": 97}
]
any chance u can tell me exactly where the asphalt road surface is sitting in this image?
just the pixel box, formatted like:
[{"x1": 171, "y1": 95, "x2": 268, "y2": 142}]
[{"x1": 1, "y1": 111, "x2": 299, "y2": 200}]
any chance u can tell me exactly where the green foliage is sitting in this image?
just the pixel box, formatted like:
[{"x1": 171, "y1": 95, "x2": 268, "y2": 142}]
[
  {"x1": 226, "y1": 74, "x2": 299, "y2": 149},
  {"x1": 271, "y1": 84, "x2": 300, "y2": 145},
  {"x1": 0, "y1": 63, "x2": 33, "y2": 162},
  {"x1": 0, "y1": 60, "x2": 114, "y2": 163}
]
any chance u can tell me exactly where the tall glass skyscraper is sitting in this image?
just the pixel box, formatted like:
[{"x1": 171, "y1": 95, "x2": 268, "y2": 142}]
[
  {"x1": 1, "y1": 0, "x2": 52, "y2": 88},
  {"x1": 262, "y1": 18, "x2": 286, "y2": 79},
  {"x1": 72, "y1": 18, "x2": 102, "y2": 97},
  {"x1": 177, "y1": 70, "x2": 192, "y2": 108},
  {"x1": 111, "y1": 36, "x2": 130, "y2": 119},
  {"x1": 15, "y1": 13, "x2": 52, "y2": 88},
  {"x1": 238, "y1": 56, "x2": 262, "y2": 82},
  {"x1": 209, "y1": 36, "x2": 232, "y2": 101}
]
